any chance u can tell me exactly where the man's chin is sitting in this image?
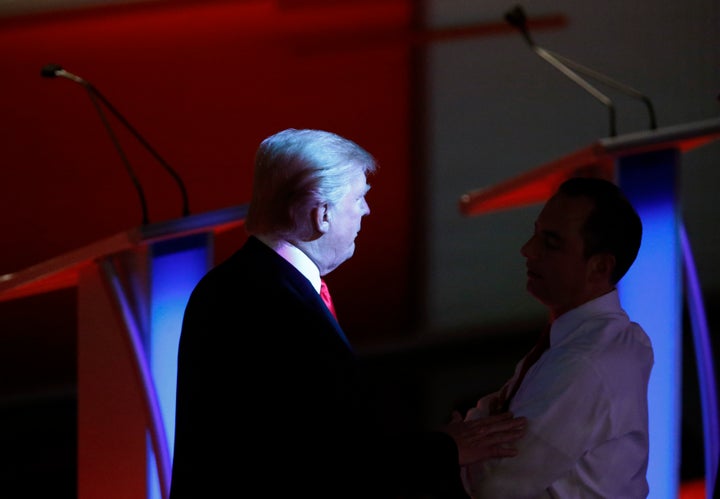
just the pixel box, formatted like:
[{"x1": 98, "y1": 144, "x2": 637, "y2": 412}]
[
  {"x1": 334, "y1": 248, "x2": 355, "y2": 270},
  {"x1": 526, "y1": 281, "x2": 543, "y2": 300}
]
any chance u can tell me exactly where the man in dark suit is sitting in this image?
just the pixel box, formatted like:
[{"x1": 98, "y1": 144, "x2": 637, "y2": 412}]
[{"x1": 169, "y1": 128, "x2": 526, "y2": 498}]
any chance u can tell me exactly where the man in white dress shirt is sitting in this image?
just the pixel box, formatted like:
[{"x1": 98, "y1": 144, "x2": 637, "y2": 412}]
[{"x1": 462, "y1": 177, "x2": 654, "y2": 498}]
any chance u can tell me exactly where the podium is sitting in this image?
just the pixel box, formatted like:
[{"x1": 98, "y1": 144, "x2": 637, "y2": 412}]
[
  {"x1": 460, "y1": 117, "x2": 720, "y2": 499},
  {"x1": 0, "y1": 205, "x2": 247, "y2": 499}
]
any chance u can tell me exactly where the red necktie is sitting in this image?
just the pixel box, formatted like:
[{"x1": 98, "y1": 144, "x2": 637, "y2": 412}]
[
  {"x1": 320, "y1": 279, "x2": 337, "y2": 320},
  {"x1": 501, "y1": 324, "x2": 551, "y2": 411}
]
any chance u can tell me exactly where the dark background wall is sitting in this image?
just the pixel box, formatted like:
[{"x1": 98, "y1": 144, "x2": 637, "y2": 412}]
[{"x1": 0, "y1": 0, "x2": 715, "y2": 497}]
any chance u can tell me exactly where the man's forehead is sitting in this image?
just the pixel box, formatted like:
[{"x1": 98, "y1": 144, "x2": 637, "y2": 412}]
[{"x1": 539, "y1": 195, "x2": 593, "y2": 227}]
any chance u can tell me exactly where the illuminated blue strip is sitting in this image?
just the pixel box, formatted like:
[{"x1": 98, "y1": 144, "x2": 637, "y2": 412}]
[
  {"x1": 99, "y1": 259, "x2": 172, "y2": 499},
  {"x1": 148, "y1": 234, "x2": 212, "y2": 499},
  {"x1": 680, "y1": 223, "x2": 719, "y2": 498},
  {"x1": 618, "y1": 150, "x2": 681, "y2": 499}
]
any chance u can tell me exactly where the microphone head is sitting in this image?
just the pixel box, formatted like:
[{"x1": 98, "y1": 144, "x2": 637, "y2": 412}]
[
  {"x1": 504, "y1": 5, "x2": 527, "y2": 30},
  {"x1": 41, "y1": 64, "x2": 63, "y2": 78}
]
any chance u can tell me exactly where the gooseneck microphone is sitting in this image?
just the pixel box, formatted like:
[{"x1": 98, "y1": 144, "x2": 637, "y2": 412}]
[
  {"x1": 505, "y1": 5, "x2": 658, "y2": 137},
  {"x1": 41, "y1": 63, "x2": 191, "y2": 225},
  {"x1": 42, "y1": 64, "x2": 150, "y2": 225}
]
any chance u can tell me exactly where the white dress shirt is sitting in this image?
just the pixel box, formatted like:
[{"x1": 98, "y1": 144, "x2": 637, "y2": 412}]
[
  {"x1": 463, "y1": 290, "x2": 654, "y2": 498},
  {"x1": 255, "y1": 235, "x2": 322, "y2": 293}
]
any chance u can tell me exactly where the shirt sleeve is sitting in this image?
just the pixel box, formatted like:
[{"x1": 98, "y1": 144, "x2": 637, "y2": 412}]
[{"x1": 463, "y1": 350, "x2": 611, "y2": 498}]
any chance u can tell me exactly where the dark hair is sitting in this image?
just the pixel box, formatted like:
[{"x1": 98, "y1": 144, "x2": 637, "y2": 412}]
[{"x1": 557, "y1": 177, "x2": 642, "y2": 284}]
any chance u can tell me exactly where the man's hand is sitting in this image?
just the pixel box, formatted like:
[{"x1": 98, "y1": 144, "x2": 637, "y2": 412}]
[{"x1": 443, "y1": 411, "x2": 527, "y2": 467}]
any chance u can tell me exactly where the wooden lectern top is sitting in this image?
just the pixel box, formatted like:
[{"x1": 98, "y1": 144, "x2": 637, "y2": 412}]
[
  {"x1": 459, "y1": 117, "x2": 720, "y2": 216},
  {"x1": 0, "y1": 204, "x2": 247, "y2": 303}
]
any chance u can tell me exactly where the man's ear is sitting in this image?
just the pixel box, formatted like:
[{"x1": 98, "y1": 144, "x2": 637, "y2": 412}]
[
  {"x1": 312, "y1": 203, "x2": 331, "y2": 234},
  {"x1": 589, "y1": 253, "x2": 616, "y2": 283}
]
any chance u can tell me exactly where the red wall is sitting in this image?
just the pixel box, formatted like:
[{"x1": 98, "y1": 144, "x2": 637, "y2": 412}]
[{"x1": 0, "y1": 0, "x2": 416, "y2": 346}]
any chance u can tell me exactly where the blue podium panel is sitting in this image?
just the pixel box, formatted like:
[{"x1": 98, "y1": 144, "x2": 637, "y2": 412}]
[
  {"x1": 147, "y1": 233, "x2": 213, "y2": 499},
  {"x1": 618, "y1": 149, "x2": 682, "y2": 499}
]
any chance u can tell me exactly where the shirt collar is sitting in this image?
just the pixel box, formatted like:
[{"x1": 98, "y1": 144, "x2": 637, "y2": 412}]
[
  {"x1": 255, "y1": 235, "x2": 322, "y2": 292},
  {"x1": 550, "y1": 289, "x2": 622, "y2": 346}
]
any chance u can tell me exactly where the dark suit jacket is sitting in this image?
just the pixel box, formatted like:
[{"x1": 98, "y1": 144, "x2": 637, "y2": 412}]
[{"x1": 169, "y1": 235, "x2": 467, "y2": 498}]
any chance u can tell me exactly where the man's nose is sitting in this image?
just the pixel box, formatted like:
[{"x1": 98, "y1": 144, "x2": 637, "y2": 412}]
[
  {"x1": 362, "y1": 199, "x2": 370, "y2": 215},
  {"x1": 521, "y1": 236, "x2": 536, "y2": 258}
]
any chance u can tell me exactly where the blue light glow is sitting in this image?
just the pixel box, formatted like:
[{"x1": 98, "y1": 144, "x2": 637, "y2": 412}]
[
  {"x1": 148, "y1": 234, "x2": 212, "y2": 499},
  {"x1": 681, "y1": 223, "x2": 719, "y2": 497},
  {"x1": 618, "y1": 150, "x2": 681, "y2": 499}
]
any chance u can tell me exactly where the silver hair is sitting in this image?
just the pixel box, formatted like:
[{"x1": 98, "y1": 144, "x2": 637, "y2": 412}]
[{"x1": 245, "y1": 128, "x2": 376, "y2": 240}]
